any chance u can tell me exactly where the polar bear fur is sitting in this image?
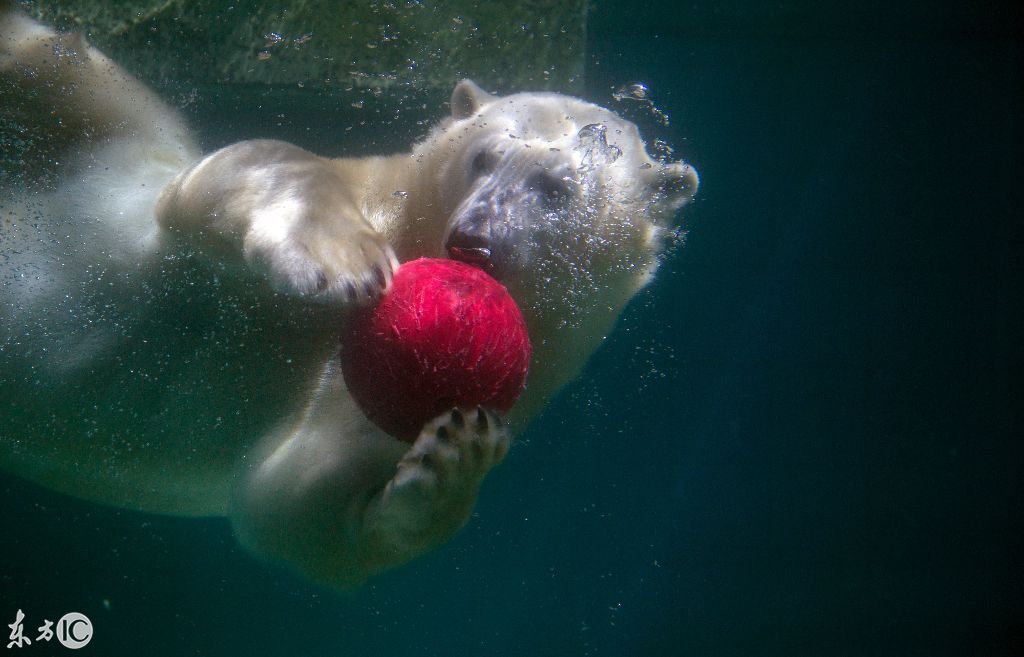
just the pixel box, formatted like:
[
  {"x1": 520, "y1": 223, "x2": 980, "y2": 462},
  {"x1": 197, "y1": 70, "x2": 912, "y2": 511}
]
[{"x1": 0, "y1": 8, "x2": 698, "y2": 587}]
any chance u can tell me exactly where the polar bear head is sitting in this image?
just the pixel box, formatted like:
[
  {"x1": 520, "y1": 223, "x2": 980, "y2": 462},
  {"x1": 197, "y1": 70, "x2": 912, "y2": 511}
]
[{"x1": 403, "y1": 80, "x2": 699, "y2": 421}]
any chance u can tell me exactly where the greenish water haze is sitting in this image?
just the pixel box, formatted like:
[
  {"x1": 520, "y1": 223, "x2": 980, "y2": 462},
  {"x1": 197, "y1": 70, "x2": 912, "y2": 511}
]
[{"x1": 2, "y1": 1, "x2": 1021, "y2": 655}]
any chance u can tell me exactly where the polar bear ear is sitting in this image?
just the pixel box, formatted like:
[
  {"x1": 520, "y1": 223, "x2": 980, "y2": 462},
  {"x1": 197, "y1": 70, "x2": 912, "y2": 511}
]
[
  {"x1": 654, "y1": 161, "x2": 700, "y2": 210},
  {"x1": 451, "y1": 79, "x2": 495, "y2": 119}
]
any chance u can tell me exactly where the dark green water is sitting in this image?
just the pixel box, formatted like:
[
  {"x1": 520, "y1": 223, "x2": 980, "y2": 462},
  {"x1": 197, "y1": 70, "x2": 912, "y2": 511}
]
[{"x1": 2, "y1": 1, "x2": 1021, "y2": 655}]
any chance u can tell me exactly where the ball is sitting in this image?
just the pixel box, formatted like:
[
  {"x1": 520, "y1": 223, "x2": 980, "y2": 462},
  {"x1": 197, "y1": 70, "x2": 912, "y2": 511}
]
[{"x1": 340, "y1": 257, "x2": 532, "y2": 442}]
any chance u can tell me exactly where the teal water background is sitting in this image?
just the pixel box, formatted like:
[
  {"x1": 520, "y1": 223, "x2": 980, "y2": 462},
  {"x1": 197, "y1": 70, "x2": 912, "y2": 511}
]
[{"x1": 2, "y1": 1, "x2": 1021, "y2": 655}]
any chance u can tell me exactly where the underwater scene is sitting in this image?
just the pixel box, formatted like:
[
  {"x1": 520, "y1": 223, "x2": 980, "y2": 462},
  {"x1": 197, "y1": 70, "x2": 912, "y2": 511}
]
[{"x1": 1, "y1": 0, "x2": 1021, "y2": 655}]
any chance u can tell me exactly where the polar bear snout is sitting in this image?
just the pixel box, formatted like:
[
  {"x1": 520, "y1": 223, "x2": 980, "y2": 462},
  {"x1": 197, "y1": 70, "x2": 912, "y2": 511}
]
[
  {"x1": 444, "y1": 190, "x2": 532, "y2": 280},
  {"x1": 445, "y1": 211, "x2": 528, "y2": 280}
]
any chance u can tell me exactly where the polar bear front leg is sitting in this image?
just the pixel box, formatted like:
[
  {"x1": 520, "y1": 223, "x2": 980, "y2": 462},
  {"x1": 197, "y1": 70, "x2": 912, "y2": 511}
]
[
  {"x1": 357, "y1": 407, "x2": 511, "y2": 575},
  {"x1": 156, "y1": 139, "x2": 397, "y2": 302},
  {"x1": 231, "y1": 399, "x2": 510, "y2": 588}
]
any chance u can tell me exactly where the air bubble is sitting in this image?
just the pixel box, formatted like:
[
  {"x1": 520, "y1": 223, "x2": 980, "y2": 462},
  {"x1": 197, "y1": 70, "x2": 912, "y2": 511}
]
[
  {"x1": 575, "y1": 124, "x2": 622, "y2": 173},
  {"x1": 611, "y1": 81, "x2": 670, "y2": 127},
  {"x1": 612, "y1": 82, "x2": 649, "y2": 102}
]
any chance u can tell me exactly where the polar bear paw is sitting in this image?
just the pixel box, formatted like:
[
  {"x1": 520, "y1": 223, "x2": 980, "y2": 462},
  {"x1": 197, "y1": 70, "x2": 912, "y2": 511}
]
[
  {"x1": 394, "y1": 407, "x2": 511, "y2": 495},
  {"x1": 362, "y1": 408, "x2": 510, "y2": 557},
  {"x1": 245, "y1": 206, "x2": 399, "y2": 304}
]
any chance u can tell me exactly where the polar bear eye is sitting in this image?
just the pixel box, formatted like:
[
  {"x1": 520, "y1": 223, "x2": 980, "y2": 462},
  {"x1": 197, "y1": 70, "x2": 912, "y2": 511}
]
[
  {"x1": 470, "y1": 150, "x2": 497, "y2": 177},
  {"x1": 529, "y1": 171, "x2": 571, "y2": 200}
]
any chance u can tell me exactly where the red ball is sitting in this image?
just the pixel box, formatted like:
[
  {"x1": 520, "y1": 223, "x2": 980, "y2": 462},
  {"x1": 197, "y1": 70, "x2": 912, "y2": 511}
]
[{"x1": 340, "y1": 258, "x2": 532, "y2": 442}]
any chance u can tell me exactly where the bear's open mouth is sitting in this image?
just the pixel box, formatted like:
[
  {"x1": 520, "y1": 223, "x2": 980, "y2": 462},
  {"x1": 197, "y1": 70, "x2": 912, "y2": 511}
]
[{"x1": 446, "y1": 232, "x2": 498, "y2": 277}]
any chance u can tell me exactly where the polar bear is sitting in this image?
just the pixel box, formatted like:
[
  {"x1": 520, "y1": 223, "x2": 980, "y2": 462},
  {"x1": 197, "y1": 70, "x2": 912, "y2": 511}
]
[{"x1": 0, "y1": 8, "x2": 698, "y2": 587}]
